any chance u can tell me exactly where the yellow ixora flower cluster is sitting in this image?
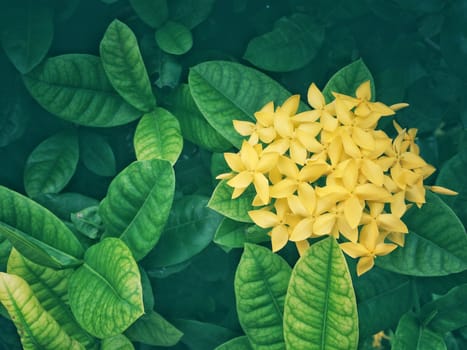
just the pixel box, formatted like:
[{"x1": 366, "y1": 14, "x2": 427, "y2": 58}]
[{"x1": 217, "y1": 81, "x2": 457, "y2": 276}]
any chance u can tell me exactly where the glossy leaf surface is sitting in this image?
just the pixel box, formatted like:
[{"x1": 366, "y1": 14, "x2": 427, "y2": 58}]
[
  {"x1": 155, "y1": 21, "x2": 193, "y2": 55},
  {"x1": 79, "y1": 131, "x2": 116, "y2": 177}
]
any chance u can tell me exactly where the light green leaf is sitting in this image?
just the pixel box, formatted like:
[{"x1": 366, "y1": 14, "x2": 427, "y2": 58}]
[
  {"x1": 125, "y1": 310, "x2": 183, "y2": 346},
  {"x1": 168, "y1": 0, "x2": 215, "y2": 29},
  {"x1": 134, "y1": 108, "x2": 183, "y2": 165},
  {"x1": 79, "y1": 131, "x2": 116, "y2": 177},
  {"x1": 0, "y1": 0, "x2": 53, "y2": 73},
  {"x1": 23, "y1": 54, "x2": 141, "y2": 127},
  {"x1": 244, "y1": 13, "x2": 324, "y2": 72},
  {"x1": 68, "y1": 238, "x2": 144, "y2": 338},
  {"x1": 101, "y1": 334, "x2": 135, "y2": 350},
  {"x1": 235, "y1": 244, "x2": 291, "y2": 349},
  {"x1": 0, "y1": 186, "x2": 84, "y2": 269},
  {"x1": 189, "y1": 61, "x2": 303, "y2": 148},
  {"x1": 155, "y1": 20, "x2": 193, "y2": 55},
  {"x1": 142, "y1": 195, "x2": 221, "y2": 268},
  {"x1": 322, "y1": 59, "x2": 375, "y2": 103},
  {"x1": 100, "y1": 19, "x2": 156, "y2": 112},
  {"x1": 7, "y1": 249, "x2": 96, "y2": 348},
  {"x1": 0, "y1": 272, "x2": 84, "y2": 349},
  {"x1": 214, "y1": 336, "x2": 253, "y2": 350},
  {"x1": 392, "y1": 313, "x2": 447, "y2": 350},
  {"x1": 169, "y1": 84, "x2": 231, "y2": 152},
  {"x1": 24, "y1": 130, "x2": 79, "y2": 198},
  {"x1": 213, "y1": 218, "x2": 269, "y2": 251},
  {"x1": 377, "y1": 192, "x2": 467, "y2": 276},
  {"x1": 283, "y1": 237, "x2": 359, "y2": 350},
  {"x1": 99, "y1": 159, "x2": 175, "y2": 260},
  {"x1": 129, "y1": 0, "x2": 168, "y2": 28},
  {"x1": 208, "y1": 180, "x2": 255, "y2": 223}
]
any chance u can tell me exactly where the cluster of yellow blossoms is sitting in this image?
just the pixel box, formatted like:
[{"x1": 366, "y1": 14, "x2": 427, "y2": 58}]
[{"x1": 217, "y1": 81, "x2": 456, "y2": 275}]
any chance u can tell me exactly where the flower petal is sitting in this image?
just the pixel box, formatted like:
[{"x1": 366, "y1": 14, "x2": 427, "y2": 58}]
[
  {"x1": 357, "y1": 256, "x2": 375, "y2": 276},
  {"x1": 248, "y1": 209, "x2": 279, "y2": 228},
  {"x1": 374, "y1": 243, "x2": 398, "y2": 256},
  {"x1": 290, "y1": 140, "x2": 308, "y2": 165},
  {"x1": 361, "y1": 159, "x2": 384, "y2": 186},
  {"x1": 270, "y1": 179, "x2": 297, "y2": 198},
  {"x1": 307, "y1": 83, "x2": 325, "y2": 109},
  {"x1": 253, "y1": 173, "x2": 270, "y2": 205},
  {"x1": 377, "y1": 214, "x2": 408, "y2": 233},
  {"x1": 356, "y1": 81, "x2": 371, "y2": 100},
  {"x1": 240, "y1": 141, "x2": 258, "y2": 170},
  {"x1": 290, "y1": 217, "x2": 314, "y2": 241},
  {"x1": 277, "y1": 156, "x2": 299, "y2": 178},
  {"x1": 340, "y1": 242, "x2": 368, "y2": 258},
  {"x1": 228, "y1": 171, "x2": 253, "y2": 188},
  {"x1": 224, "y1": 153, "x2": 245, "y2": 172},
  {"x1": 344, "y1": 195, "x2": 363, "y2": 229},
  {"x1": 233, "y1": 120, "x2": 255, "y2": 136},
  {"x1": 313, "y1": 213, "x2": 336, "y2": 236},
  {"x1": 256, "y1": 152, "x2": 280, "y2": 173},
  {"x1": 295, "y1": 240, "x2": 310, "y2": 256},
  {"x1": 280, "y1": 95, "x2": 300, "y2": 116},
  {"x1": 271, "y1": 225, "x2": 289, "y2": 252}
]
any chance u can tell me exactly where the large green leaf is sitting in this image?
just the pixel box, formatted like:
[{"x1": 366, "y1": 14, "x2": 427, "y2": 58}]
[
  {"x1": 133, "y1": 108, "x2": 183, "y2": 165},
  {"x1": 392, "y1": 313, "x2": 447, "y2": 350},
  {"x1": 68, "y1": 238, "x2": 144, "y2": 338},
  {"x1": 101, "y1": 334, "x2": 134, "y2": 350},
  {"x1": 125, "y1": 310, "x2": 183, "y2": 346},
  {"x1": 322, "y1": 59, "x2": 375, "y2": 103},
  {"x1": 0, "y1": 272, "x2": 84, "y2": 349},
  {"x1": 208, "y1": 180, "x2": 255, "y2": 223},
  {"x1": 7, "y1": 249, "x2": 96, "y2": 348},
  {"x1": 142, "y1": 195, "x2": 221, "y2": 268},
  {"x1": 283, "y1": 237, "x2": 359, "y2": 350},
  {"x1": 34, "y1": 192, "x2": 99, "y2": 221},
  {"x1": 99, "y1": 159, "x2": 175, "y2": 260},
  {"x1": 169, "y1": 84, "x2": 231, "y2": 152},
  {"x1": 168, "y1": 0, "x2": 215, "y2": 29},
  {"x1": 189, "y1": 61, "x2": 302, "y2": 148},
  {"x1": 235, "y1": 244, "x2": 291, "y2": 349},
  {"x1": 100, "y1": 19, "x2": 156, "y2": 112},
  {"x1": 215, "y1": 336, "x2": 253, "y2": 350},
  {"x1": 155, "y1": 21, "x2": 193, "y2": 55},
  {"x1": 377, "y1": 192, "x2": 467, "y2": 276},
  {"x1": 0, "y1": 0, "x2": 53, "y2": 73},
  {"x1": 79, "y1": 131, "x2": 116, "y2": 177},
  {"x1": 244, "y1": 13, "x2": 324, "y2": 72},
  {"x1": 129, "y1": 0, "x2": 168, "y2": 28},
  {"x1": 24, "y1": 130, "x2": 79, "y2": 198},
  {"x1": 213, "y1": 218, "x2": 269, "y2": 252},
  {"x1": 0, "y1": 186, "x2": 84, "y2": 269},
  {"x1": 420, "y1": 283, "x2": 467, "y2": 334},
  {"x1": 23, "y1": 54, "x2": 141, "y2": 127}
]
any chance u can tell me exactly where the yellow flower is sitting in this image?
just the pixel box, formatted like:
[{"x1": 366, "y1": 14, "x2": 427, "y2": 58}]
[{"x1": 233, "y1": 101, "x2": 276, "y2": 144}]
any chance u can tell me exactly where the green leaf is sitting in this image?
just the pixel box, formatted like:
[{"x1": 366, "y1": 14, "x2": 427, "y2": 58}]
[
  {"x1": 155, "y1": 20, "x2": 193, "y2": 55},
  {"x1": 235, "y1": 243, "x2": 291, "y2": 349},
  {"x1": 68, "y1": 238, "x2": 144, "y2": 338},
  {"x1": 133, "y1": 108, "x2": 183, "y2": 165},
  {"x1": 213, "y1": 218, "x2": 269, "y2": 251},
  {"x1": 322, "y1": 59, "x2": 375, "y2": 103},
  {"x1": 0, "y1": 272, "x2": 84, "y2": 349},
  {"x1": 23, "y1": 54, "x2": 141, "y2": 127},
  {"x1": 24, "y1": 130, "x2": 79, "y2": 198},
  {"x1": 420, "y1": 284, "x2": 467, "y2": 334},
  {"x1": 140, "y1": 267, "x2": 154, "y2": 312},
  {"x1": 377, "y1": 192, "x2": 467, "y2": 276},
  {"x1": 169, "y1": 84, "x2": 231, "y2": 152},
  {"x1": 100, "y1": 19, "x2": 156, "y2": 112},
  {"x1": 34, "y1": 192, "x2": 99, "y2": 221},
  {"x1": 125, "y1": 310, "x2": 183, "y2": 346},
  {"x1": 142, "y1": 195, "x2": 222, "y2": 268},
  {"x1": 208, "y1": 180, "x2": 255, "y2": 223},
  {"x1": 392, "y1": 313, "x2": 447, "y2": 350},
  {"x1": 0, "y1": 0, "x2": 53, "y2": 73},
  {"x1": 214, "y1": 336, "x2": 253, "y2": 350},
  {"x1": 189, "y1": 61, "x2": 303, "y2": 148},
  {"x1": 283, "y1": 237, "x2": 359, "y2": 350},
  {"x1": 0, "y1": 186, "x2": 84, "y2": 269},
  {"x1": 7, "y1": 249, "x2": 96, "y2": 348},
  {"x1": 129, "y1": 0, "x2": 168, "y2": 28},
  {"x1": 70, "y1": 206, "x2": 102, "y2": 240},
  {"x1": 168, "y1": 0, "x2": 215, "y2": 29},
  {"x1": 79, "y1": 131, "x2": 116, "y2": 177},
  {"x1": 99, "y1": 159, "x2": 175, "y2": 261},
  {"x1": 101, "y1": 334, "x2": 134, "y2": 350},
  {"x1": 244, "y1": 13, "x2": 324, "y2": 72}
]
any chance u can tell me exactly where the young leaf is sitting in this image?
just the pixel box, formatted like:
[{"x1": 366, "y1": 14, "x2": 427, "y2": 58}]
[
  {"x1": 99, "y1": 159, "x2": 175, "y2": 260},
  {"x1": 79, "y1": 131, "x2": 116, "y2": 177},
  {"x1": 129, "y1": 0, "x2": 168, "y2": 28},
  {"x1": 244, "y1": 14, "x2": 324, "y2": 72},
  {"x1": 7, "y1": 249, "x2": 96, "y2": 348},
  {"x1": 0, "y1": 186, "x2": 84, "y2": 269},
  {"x1": 377, "y1": 192, "x2": 467, "y2": 276},
  {"x1": 101, "y1": 334, "x2": 135, "y2": 350},
  {"x1": 208, "y1": 180, "x2": 255, "y2": 223},
  {"x1": 322, "y1": 59, "x2": 375, "y2": 103},
  {"x1": 189, "y1": 61, "x2": 304, "y2": 148},
  {"x1": 283, "y1": 237, "x2": 359, "y2": 350},
  {"x1": 169, "y1": 84, "x2": 231, "y2": 152},
  {"x1": 0, "y1": 0, "x2": 53, "y2": 73},
  {"x1": 214, "y1": 336, "x2": 253, "y2": 350},
  {"x1": 213, "y1": 218, "x2": 269, "y2": 251},
  {"x1": 155, "y1": 21, "x2": 193, "y2": 55},
  {"x1": 134, "y1": 108, "x2": 183, "y2": 165},
  {"x1": 235, "y1": 243, "x2": 291, "y2": 349},
  {"x1": 100, "y1": 19, "x2": 156, "y2": 112},
  {"x1": 68, "y1": 238, "x2": 144, "y2": 338},
  {"x1": 23, "y1": 54, "x2": 141, "y2": 127},
  {"x1": 142, "y1": 195, "x2": 222, "y2": 268},
  {"x1": 24, "y1": 130, "x2": 79, "y2": 198},
  {"x1": 392, "y1": 313, "x2": 447, "y2": 350},
  {"x1": 0, "y1": 272, "x2": 84, "y2": 349},
  {"x1": 125, "y1": 310, "x2": 183, "y2": 346}
]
